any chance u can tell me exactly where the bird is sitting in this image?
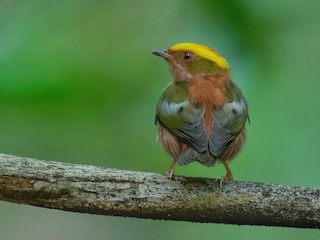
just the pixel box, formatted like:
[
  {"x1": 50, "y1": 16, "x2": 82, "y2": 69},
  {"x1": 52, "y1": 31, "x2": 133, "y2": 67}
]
[{"x1": 152, "y1": 42, "x2": 249, "y2": 184}]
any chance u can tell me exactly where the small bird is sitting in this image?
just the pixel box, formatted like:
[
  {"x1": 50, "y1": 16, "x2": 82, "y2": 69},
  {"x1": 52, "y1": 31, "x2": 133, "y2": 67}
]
[{"x1": 152, "y1": 43, "x2": 249, "y2": 183}]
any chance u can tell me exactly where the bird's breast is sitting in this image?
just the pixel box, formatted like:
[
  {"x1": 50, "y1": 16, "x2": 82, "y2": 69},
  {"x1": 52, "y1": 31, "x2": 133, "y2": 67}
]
[
  {"x1": 203, "y1": 109, "x2": 213, "y2": 138},
  {"x1": 188, "y1": 75, "x2": 229, "y2": 138}
]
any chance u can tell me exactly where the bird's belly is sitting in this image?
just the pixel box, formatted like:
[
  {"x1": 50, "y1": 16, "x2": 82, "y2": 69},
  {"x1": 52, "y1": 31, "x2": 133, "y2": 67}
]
[
  {"x1": 218, "y1": 128, "x2": 247, "y2": 162},
  {"x1": 157, "y1": 125, "x2": 187, "y2": 160}
]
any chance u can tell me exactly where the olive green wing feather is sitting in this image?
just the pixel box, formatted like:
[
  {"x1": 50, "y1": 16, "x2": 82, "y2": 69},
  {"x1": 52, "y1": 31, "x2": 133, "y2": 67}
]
[
  {"x1": 155, "y1": 82, "x2": 208, "y2": 153},
  {"x1": 209, "y1": 82, "x2": 249, "y2": 157}
]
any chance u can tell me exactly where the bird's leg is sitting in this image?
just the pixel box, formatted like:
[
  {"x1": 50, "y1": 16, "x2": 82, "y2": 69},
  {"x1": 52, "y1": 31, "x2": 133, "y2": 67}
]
[
  {"x1": 166, "y1": 159, "x2": 177, "y2": 180},
  {"x1": 220, "y1": 162, "x2": 233, "y2": 188}
]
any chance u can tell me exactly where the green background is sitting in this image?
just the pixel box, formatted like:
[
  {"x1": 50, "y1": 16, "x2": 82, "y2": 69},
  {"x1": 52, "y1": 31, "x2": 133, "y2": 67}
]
[{"x1": 1, "y1": 0, "x2": 320, "y2": 239}]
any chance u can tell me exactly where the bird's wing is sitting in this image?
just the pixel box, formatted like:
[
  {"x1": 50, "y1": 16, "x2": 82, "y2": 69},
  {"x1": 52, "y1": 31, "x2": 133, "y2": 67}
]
[
  {"x1": 155, "y1": 82, "x2": 208, "y2": 153},
  {"x1": 209, "y1": 82, "x2": 249, "y2": 157}
]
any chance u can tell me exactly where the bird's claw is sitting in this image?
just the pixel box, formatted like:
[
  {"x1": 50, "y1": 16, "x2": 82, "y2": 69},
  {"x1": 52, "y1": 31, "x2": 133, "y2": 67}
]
[
  {"x1": 166, "y1": 169, "x2": 174, "y2": 180},
  {"x1": 219, "y1": 175, "x2": 233, "y2": 189}
]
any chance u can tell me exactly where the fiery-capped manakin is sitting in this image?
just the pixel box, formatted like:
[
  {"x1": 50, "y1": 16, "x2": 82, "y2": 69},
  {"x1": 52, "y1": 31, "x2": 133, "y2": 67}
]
[{"x1": 152, "y1": 43, "x2": 249, "y2": 183}]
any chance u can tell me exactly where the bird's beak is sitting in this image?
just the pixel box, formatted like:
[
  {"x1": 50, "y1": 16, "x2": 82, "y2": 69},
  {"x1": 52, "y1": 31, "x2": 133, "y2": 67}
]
[{"x1": 151, "y1": 49, "x2": 171, "y2": 59}]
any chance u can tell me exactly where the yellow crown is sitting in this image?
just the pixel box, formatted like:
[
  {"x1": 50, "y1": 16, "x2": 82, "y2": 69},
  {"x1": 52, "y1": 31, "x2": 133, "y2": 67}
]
[{"x1": 169, "y1": 42, "x2": 229, "y2": 69}]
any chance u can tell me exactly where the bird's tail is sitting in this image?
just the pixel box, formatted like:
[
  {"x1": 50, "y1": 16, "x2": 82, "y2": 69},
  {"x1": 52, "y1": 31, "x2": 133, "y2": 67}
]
[{"x1": 177, "y1": 148, "x2": 216, "y2": 167}]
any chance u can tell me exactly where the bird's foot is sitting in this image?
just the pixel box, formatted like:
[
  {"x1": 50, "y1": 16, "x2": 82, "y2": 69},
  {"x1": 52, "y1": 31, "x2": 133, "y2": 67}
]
[
  {"x1": 219, "y1": 174, "x2": 233, "y2": 189},
  {"x1": 166, "y1": 169, "x2": 174, "y2": 180},
  {"x1": 166, "y1": 159, "x2": 177, "y2": 180},
  {"x1": 220, "y1": 162, "x2": 233, "y2": 188}
]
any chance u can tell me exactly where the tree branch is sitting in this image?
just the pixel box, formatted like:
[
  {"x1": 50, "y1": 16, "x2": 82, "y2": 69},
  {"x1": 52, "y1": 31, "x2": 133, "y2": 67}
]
[{"x1": 0, "y1": 153, "x2": 319, "y2": 228}]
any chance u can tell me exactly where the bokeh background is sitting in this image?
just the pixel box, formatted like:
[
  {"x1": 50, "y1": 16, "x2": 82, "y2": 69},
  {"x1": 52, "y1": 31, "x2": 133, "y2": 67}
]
[{"x1": 1, "y1": 0, "x2": 320, "y2": 239}]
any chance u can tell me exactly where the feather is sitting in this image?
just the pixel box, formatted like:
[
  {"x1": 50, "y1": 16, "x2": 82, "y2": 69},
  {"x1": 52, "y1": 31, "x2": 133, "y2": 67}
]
[
  {"x1": 156, "y1": 82, "x2": 208, "y2": 154},
  {"x1": 209, "y1": 83, "x2": 249, "y2": 159}
]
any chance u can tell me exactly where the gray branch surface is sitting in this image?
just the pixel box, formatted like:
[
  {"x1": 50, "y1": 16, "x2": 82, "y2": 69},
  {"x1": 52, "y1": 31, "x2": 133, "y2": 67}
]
[{"x1": 0, "y1": 153, "x2": 319, "y2": 228}]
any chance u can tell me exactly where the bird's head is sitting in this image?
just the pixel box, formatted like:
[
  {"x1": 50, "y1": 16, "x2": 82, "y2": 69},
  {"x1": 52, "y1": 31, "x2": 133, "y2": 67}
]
[{"x1": 152, "y1": 42, "x2": 230, "y2": 82}]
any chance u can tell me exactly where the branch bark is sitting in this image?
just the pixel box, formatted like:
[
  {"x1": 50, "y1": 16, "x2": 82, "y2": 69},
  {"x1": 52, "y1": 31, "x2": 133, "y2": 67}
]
[{"x1": 0, "y1": 153, "x2": 319, "y2": 228}]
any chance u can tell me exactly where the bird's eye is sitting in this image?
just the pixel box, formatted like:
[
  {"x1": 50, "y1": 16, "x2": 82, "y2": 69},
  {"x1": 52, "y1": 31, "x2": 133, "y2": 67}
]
[{"x1": 183, "y1": 52, "x2": 193, "y2": 62}]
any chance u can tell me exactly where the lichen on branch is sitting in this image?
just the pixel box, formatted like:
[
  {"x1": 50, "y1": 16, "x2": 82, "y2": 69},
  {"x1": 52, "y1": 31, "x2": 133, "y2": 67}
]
[{"x1": 0, "y1": 153, "x2": 319, "y2": 228}]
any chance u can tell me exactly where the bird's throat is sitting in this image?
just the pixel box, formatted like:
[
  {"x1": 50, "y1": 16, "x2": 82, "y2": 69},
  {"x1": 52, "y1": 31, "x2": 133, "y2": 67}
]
[{"x1": 188, "y1": 75, "x2": 229, "y2": 108}]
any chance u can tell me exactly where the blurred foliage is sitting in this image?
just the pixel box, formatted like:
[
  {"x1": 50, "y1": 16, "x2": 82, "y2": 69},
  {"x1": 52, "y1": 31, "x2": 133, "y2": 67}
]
[{"x1": 1, "y1": 0, "x2": 320, "y2": 239}]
